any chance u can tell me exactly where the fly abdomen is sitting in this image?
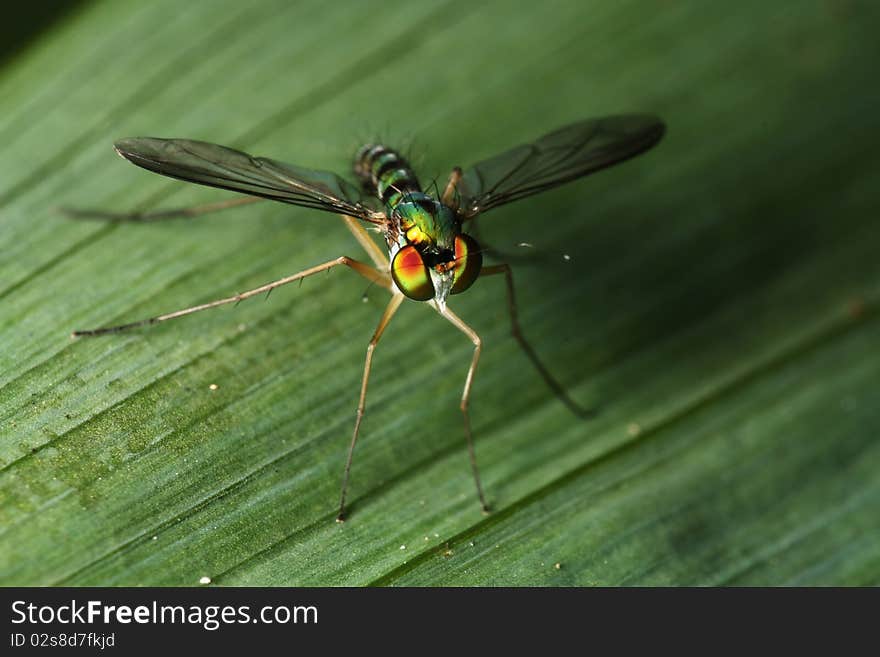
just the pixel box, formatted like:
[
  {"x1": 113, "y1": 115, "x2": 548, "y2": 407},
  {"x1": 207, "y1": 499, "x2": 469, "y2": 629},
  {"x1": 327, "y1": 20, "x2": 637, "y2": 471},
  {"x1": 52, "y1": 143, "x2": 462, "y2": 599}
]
[{"x1": 354, "y1": 144, "x2": 421, "y2": 208}]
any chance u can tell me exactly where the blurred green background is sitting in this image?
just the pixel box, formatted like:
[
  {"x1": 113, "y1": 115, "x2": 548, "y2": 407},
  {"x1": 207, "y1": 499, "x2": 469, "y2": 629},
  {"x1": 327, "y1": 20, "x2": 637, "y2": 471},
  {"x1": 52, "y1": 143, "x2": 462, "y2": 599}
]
[{"x1": 1, "y1": 1, "x2": 878, "y2": 585}]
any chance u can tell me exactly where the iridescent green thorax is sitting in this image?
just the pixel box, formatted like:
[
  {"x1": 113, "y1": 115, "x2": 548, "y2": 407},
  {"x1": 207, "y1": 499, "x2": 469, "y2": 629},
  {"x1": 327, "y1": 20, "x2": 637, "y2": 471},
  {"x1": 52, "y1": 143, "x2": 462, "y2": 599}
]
[{"x1": 392, "y1": 192, "x2": 458, "y2": 252}]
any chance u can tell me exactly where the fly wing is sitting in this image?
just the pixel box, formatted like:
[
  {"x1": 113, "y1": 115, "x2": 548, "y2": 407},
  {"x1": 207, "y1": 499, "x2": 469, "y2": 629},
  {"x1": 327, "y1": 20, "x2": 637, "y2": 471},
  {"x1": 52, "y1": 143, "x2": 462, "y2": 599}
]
[
  {"x1": 458, "y1": 115, "x2": 665, "y2": 218},
  {"x1": 113, "y1": 138, "x2": 383, "y2": 222}
]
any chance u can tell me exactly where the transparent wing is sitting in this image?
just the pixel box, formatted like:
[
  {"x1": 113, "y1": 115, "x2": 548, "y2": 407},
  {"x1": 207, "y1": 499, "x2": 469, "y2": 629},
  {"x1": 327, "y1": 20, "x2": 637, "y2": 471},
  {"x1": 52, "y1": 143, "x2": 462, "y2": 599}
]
[
  {"x1": 458, "y1": 115, "x2": 665, "y2": 217},
  {"x1": 113, "y1": 138, "x2": 383, "y2": 222}
]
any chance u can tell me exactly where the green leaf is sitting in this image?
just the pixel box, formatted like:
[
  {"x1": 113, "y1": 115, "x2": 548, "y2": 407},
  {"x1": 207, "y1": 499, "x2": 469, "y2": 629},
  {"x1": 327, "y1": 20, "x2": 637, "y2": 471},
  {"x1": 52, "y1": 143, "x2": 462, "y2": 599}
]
[{"x1": 2, "y1": 0, "x2": 879, "y2": 586}]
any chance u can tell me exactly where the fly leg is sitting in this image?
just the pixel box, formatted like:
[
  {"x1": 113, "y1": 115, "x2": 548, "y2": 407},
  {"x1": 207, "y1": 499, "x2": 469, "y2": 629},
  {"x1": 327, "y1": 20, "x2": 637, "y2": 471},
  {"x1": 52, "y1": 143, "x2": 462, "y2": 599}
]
[
  {"x1": 59, "y1": 196, "x2": 262, "y2": 222},
  {"x1": 441, "y1": 167, "x2": 463, "y2": 209},
  {"x1": 72, "y1": 256, "x2": 391, "y2": 336},
  {"x1": 434, "y1": 304, "x2": 490, "y2": 514},
  {"x1": 339, "y1": 214, "x2": 389, "y2": 269},
  {"x1": 480, "y1": 264, "x2": 592, "y2": 418},
  {"x1": 336, "y1": 291, "x2": 405, "y2": 522}
]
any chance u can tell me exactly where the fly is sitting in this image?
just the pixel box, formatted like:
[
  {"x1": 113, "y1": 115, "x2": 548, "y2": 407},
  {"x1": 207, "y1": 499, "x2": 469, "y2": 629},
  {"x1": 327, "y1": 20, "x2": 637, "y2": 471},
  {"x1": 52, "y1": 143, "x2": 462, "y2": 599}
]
[{"x1": 66, "y1": 115, "x2": 665, "y2": 521}]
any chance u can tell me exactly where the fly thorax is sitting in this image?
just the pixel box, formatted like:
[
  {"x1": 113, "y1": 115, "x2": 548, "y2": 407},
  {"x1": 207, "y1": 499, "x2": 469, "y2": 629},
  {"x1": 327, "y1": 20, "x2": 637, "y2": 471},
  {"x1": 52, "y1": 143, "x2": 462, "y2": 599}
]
[{"x1": 391, "y1": 194, "x2": 457, "y2": 252}]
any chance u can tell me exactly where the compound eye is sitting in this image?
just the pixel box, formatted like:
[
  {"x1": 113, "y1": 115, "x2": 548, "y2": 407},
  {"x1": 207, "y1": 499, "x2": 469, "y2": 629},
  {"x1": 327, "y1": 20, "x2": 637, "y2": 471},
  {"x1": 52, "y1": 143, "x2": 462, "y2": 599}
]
[
  {"x1": 391, "y1": 245, "x2": 435, "y2": 301},
  {"x1": 451, "y1": 234, "x2": 482, "y2": 294}
]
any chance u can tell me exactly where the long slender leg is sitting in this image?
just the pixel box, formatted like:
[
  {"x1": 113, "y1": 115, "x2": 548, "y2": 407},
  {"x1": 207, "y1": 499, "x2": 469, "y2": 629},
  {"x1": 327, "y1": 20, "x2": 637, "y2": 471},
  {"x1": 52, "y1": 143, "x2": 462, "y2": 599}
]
[
  {"x1": 59, "y1": 195, "x2": 262, "y2": 222},
  {"x1": 441, "y1": 167, "x2": 462, "y2": 209},
  {"x1": 72, "y1": 256, "x2": 391, "y2": 337},
  {"x1": 434, "y1": 304, "x2": 490, "y2": 514},
  {"x1": 339, "y1": 214, "x2": 389, "y2": 269},
  {"x1": 481, "y1": 264, "x2": 592, "y2": 418},
  {"x1": 337, "y1": 292, "x2": 405, "y2": 521}
]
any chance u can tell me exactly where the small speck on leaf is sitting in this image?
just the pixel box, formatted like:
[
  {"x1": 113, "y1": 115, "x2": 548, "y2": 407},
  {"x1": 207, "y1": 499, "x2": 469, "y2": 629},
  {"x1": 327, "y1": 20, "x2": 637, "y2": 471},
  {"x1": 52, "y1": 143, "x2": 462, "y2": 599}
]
[{"x1": 847, "y1": 298, "x2": 866, "y2": 319}]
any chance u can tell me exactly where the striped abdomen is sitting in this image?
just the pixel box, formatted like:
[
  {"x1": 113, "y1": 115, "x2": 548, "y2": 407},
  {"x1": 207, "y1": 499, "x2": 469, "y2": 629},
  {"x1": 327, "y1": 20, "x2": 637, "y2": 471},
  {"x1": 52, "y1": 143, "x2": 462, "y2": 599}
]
[{"x1": 354, "y1": 144, "x2": 422, "y2": 209}]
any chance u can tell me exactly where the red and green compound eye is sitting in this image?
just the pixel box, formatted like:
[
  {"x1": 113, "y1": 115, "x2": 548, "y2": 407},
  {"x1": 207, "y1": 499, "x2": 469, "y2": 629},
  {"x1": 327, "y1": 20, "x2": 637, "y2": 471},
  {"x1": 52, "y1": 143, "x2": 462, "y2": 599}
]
[
  {"x1": 450, "y1": 234, "x2": 482, "y2": 294},
  {"x1": 391, "y1": 245, "x2": 435, "y2": 301}
]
